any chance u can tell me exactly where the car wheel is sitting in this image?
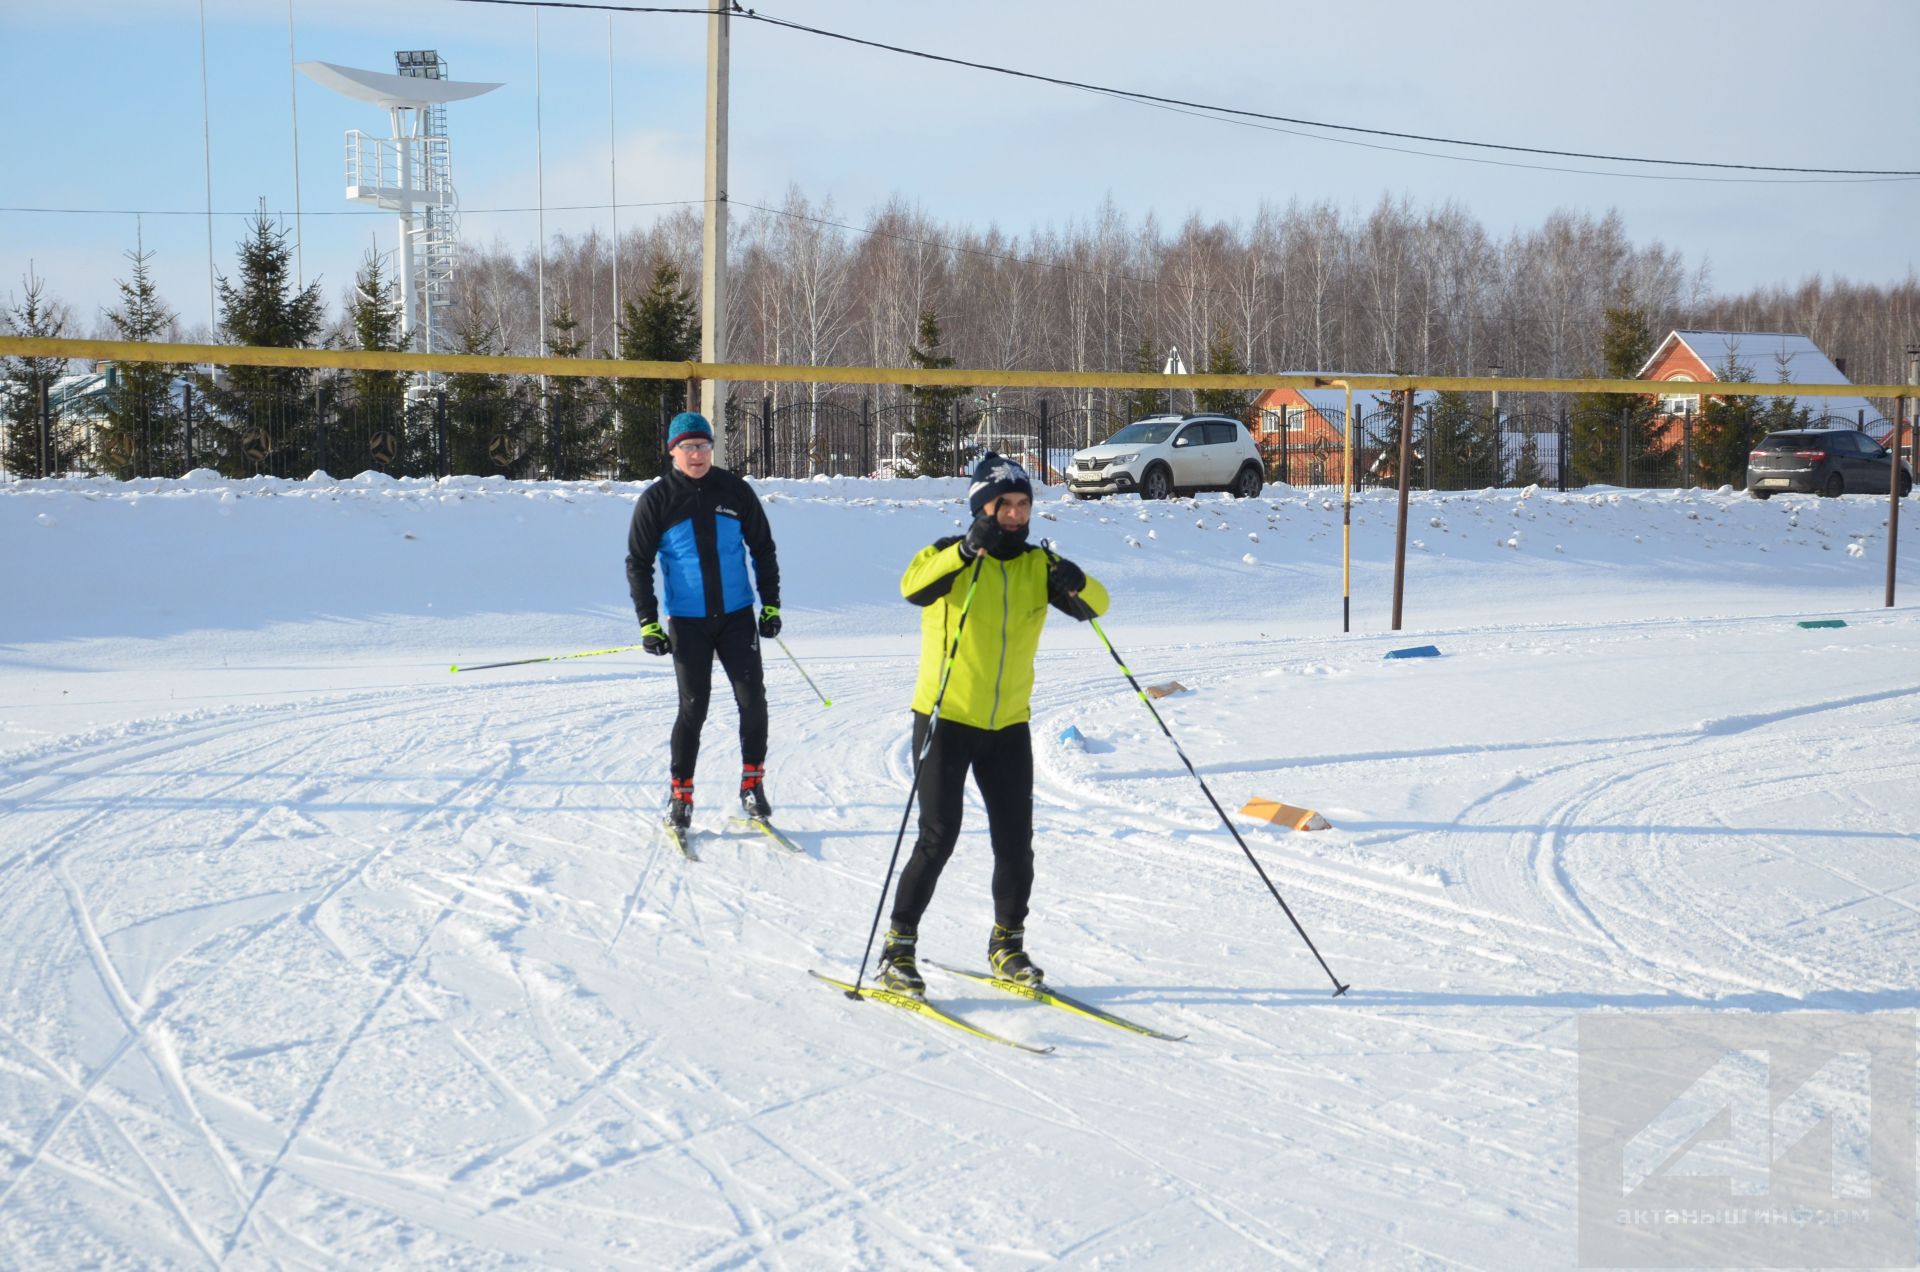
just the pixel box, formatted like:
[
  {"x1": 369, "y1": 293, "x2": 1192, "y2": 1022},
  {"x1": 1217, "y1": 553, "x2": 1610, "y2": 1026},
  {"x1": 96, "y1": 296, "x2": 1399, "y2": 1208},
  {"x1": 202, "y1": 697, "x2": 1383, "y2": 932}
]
[
  {"x1": 1900, "y1": 471, "x2": 1914, "y2": 498},
  {"x1": 1822, "y1": 472, "x2": 1844, "y2": 498},
  {"x1": 1140, "y1": 464, "x2": 1173, "y2": 500},
  {"x1": 1232, "y1": 464, "x2": 1263, "y2": 498},
  {"x1": 1750, "y1": 489, "x2": 1771, "y2": 500}
]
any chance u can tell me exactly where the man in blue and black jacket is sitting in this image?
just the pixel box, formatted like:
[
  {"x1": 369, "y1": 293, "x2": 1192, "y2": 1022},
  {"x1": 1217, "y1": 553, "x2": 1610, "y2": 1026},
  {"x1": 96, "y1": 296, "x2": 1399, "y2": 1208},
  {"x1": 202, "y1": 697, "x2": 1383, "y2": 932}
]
[{"x1": 626, "y1": 411, "x2": 783, "y2": 833}]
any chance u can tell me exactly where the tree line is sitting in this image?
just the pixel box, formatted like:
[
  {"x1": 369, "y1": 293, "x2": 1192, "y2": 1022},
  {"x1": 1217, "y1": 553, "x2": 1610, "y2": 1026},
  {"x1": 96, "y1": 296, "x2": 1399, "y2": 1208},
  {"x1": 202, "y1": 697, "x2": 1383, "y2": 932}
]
[{"x1": 7, "y1": 188, "x2": 1918, "y2": 482}]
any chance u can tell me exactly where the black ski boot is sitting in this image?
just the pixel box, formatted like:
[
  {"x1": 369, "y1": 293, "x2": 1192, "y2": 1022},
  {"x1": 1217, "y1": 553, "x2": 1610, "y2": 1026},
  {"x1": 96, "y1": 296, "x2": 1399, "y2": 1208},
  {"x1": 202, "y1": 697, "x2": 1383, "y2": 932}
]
[
  {"x1": 878, "y1": 925, "x2": 925, "y2": 997},
  {"x1": 988, "y1": 924, "x2": 1044, "y2": 986},
  {"x1": 740, "y1": 762, "x2": 772, "y2": 820},
  {"x1": 668, "y1": 778, "x2": 694, "y2": 832}
]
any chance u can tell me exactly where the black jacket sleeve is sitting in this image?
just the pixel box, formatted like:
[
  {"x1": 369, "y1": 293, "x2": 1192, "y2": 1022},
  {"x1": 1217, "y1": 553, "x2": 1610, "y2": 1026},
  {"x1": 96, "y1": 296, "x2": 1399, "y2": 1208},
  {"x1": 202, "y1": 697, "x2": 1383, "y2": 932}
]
[
  {"x1": 735, "y1": 476, "x2": 781, "y2": 608},
  {"x1": 625, "y1": 484, "x2": 667, "y2": 623}
]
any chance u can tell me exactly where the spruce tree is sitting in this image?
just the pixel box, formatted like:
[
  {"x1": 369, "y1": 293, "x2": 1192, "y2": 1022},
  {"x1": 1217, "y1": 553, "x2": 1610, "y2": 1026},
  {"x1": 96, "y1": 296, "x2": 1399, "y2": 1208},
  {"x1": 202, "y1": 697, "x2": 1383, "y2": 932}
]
[
  {"x1": 1569, "y1": 292, "x2": 1669, "y2": 487},
  {"x1": 443, "y1": 317, "x2": 534, "y2": 477},
  {"x1": 1692, "y1": 354, "x2": 1809, "y2": 488},
  {"x1": 907, "y1": 307, "x2": 967, "y2": 476},
  {"x1": 1, "y1": 270, "x2": 78, "y2": 479},
  {"x1": 615, "y1": 256, "x2": 699, "y2": 480},
  {"x1": 1509, "y1": 428, "x2": 1548, "y2": 488},
  {"x1": 344, "y1": 249, "x2": 406, "y2": 404},
  {"x1": 1424, "y1": 391, "x2": 1503, "y2": 488},
  {"x1": 545, "y1": 302, "x2": 611, "y2": 479},
  {"x1": 99, "y1": 243, "x2": 182, "y2": 479},
  {"x1": 1120, "y1": 336, "x2": 1167, "y2": 422},
  {"x1": 195, "y1": 213, "x2": 325, "y2": 476},
  {"x1": 1194, "y1": 324, "x2": 1253, "y2": 420}
]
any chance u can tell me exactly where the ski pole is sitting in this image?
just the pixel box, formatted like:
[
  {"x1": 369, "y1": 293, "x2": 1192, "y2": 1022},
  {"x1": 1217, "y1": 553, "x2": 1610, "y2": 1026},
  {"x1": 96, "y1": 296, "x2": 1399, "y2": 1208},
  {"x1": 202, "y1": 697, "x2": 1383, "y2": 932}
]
[
  {"x1": 848, "y1": 552, "x2": 987, "y2": 998},
  {"x1": 449, "y1": 643, "x2": 647, "y2": 673},
  {"x1": 1042, "y1": 543, "x2": 1350, "y2": 997},
  {"x1": 773, "y1": 635, "x2": 832, "y2": 707}
]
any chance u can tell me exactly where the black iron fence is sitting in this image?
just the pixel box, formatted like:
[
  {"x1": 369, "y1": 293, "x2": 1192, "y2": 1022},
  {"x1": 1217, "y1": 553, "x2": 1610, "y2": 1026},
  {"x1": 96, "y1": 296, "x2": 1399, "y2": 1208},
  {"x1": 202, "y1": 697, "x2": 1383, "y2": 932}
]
[{"x1": 1, "y1": 377, "x2": 1896, "y2": 494}]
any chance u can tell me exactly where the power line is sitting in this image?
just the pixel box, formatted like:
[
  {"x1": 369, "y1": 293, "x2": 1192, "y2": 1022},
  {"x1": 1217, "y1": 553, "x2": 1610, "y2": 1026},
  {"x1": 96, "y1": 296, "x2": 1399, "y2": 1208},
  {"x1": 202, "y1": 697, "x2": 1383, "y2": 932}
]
[
  {"x1": 446, "y1": 0, "x2": 1920, "y2": 179},
  {"x1": 0, "y1": 200, "x2": 704, "y2": 217}
]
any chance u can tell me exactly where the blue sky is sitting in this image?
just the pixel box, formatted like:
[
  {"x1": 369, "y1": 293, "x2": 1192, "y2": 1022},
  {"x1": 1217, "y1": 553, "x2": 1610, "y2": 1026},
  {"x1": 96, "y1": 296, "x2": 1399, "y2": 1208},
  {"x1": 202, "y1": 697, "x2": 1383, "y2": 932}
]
[{"x1": 4, "y1": 0, "x2": 1917, "y2": 341}]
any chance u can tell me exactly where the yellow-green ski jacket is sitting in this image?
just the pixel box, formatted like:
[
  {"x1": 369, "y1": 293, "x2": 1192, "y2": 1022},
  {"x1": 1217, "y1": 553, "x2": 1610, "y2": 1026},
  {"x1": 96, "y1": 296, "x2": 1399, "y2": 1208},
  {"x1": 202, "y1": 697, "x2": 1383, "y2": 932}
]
[{"x1": 900, "y1": 538, "x2": 1110, "y2": 730}]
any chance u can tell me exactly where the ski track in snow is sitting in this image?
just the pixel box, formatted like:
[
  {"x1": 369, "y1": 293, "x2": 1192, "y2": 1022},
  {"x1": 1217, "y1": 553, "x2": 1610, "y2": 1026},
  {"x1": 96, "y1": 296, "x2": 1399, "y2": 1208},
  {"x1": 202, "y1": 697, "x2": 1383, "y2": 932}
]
[{"x1": 1, "y1": 475, "x2": 1917, "y2": 1267}]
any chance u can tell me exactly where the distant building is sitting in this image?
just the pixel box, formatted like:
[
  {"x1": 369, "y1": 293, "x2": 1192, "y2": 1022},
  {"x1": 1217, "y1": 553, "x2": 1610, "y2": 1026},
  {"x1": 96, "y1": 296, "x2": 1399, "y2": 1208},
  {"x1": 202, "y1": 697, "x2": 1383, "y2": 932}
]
[{"x1": 1636, "y1": 330, "x2": 1886, "y2": 438}]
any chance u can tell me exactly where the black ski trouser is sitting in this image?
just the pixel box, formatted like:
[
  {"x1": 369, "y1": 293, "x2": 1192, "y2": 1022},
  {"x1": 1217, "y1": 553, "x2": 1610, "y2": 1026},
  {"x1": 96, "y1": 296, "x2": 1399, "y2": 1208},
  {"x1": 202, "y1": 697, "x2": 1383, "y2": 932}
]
[
  {"x1": 890, "y1": 712, "x2": 1034, "y2": 931},
  {"x1": 668, "y1": 607, "x2": 767, "y2": 782}
]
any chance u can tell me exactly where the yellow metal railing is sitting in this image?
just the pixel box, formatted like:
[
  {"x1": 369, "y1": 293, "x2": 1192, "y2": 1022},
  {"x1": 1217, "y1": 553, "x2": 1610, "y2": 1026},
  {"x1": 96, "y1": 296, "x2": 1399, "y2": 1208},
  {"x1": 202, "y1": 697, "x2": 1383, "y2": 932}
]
[{"x1": 0, "y1": 336, "x2": 1910, "y2": 399}]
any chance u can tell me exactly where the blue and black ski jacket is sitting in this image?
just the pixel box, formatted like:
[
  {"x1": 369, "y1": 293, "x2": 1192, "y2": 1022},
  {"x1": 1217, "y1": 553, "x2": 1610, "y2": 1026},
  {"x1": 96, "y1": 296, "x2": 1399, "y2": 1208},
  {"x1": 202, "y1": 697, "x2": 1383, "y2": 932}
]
[{"x1": 626, "y1": 466, "x2": 781, "y2": 623}]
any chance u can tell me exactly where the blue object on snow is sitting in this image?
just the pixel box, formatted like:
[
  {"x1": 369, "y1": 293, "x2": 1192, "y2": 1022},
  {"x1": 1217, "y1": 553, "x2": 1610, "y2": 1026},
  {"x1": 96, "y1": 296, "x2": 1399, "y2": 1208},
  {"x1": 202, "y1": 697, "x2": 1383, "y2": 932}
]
[
  {"x1": 1384, "y1": 645, "x2": 1441, "y2": 660},
  {"x1": 1058, "y1": 725, "x2": 1086, "y2": 749}
]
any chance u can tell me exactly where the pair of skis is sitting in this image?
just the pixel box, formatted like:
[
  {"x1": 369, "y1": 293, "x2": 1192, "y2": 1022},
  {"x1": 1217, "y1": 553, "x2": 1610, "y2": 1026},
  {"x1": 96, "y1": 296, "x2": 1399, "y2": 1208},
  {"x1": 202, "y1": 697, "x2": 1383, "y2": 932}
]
[
  {"x1": 663, "y1": 814, "x2": 803, "y2": 861},
  {"x1": 811, "y1": 962, "x2": 1186, "y2": 1054}
]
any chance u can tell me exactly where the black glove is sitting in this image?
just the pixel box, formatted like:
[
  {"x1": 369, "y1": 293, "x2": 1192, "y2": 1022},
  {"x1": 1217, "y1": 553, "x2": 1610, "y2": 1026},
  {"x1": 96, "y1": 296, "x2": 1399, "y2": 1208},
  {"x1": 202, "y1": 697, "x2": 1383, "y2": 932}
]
[
  {"x1": 1047, "y1": 556, "x2": 1092, "y2": 619},
  {"x1": 641, "y1": 620, "x2": 672, "y2": 656},
  {"x1": 758, "y1": 605, "x2": 782, "y2": 639},
  {"x1": 961, "y1": 513, "x2": 1005, "y2": 560},
  {"x1": 1047, "y1": 556, "x2": 1086, "y2": 599}
]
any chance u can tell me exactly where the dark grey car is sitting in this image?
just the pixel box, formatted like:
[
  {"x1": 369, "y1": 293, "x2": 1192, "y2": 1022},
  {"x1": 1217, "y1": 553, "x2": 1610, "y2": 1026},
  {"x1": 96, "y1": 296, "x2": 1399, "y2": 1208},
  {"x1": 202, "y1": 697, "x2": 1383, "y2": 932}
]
[{"x1": 1747, "y1": 429, "x2": 1914, "y2": 499}]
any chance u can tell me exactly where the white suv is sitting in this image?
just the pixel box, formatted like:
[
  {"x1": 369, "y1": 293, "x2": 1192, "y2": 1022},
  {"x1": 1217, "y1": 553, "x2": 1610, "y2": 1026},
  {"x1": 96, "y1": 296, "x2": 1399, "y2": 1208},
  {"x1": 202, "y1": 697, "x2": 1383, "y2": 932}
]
[{"x1": 1065, "y1": 414, "x2": 1265, "y2": 500}]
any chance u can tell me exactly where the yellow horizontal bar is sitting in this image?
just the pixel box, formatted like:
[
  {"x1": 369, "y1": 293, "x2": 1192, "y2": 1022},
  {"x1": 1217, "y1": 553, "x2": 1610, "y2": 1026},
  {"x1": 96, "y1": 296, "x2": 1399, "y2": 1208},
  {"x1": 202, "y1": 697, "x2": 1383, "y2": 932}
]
[{"x1": 1, "y1": 336, "x2": 1910, "y2": 399}]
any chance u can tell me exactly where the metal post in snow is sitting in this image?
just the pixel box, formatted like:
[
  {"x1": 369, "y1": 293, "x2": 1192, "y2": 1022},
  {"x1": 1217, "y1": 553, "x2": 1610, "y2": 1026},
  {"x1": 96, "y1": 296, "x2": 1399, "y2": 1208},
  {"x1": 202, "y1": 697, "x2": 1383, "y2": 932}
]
[
  {"x1": 184, "y1": 382, "x2": 194, "y2": 471},
  {"x1": 1391, "y1": 389, "x2": 1414, "y2": 631},
  {"x1": 1556, "y1": 406, "x2": 1568, "y2": 493},
  {"x1": 37, "y1": 380, "x2": 51, "y2": 477},
  {"x1": 1682, "y1": 405, "x2": 1694, "y2": 490},
  {"x1": 1889, "y1": 390, "x2": 1903, "y2": 609}
]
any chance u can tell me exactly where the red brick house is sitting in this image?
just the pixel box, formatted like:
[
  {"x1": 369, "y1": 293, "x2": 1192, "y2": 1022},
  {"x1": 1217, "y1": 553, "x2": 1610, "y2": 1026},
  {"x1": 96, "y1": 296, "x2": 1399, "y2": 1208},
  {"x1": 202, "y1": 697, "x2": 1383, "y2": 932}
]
[
  {"x1": 1637, "y1": 330, "x2": 1887, "y2": 443},
  {"x1": 1250, "y1": 383, "x2": 1437, "y2": 485}
]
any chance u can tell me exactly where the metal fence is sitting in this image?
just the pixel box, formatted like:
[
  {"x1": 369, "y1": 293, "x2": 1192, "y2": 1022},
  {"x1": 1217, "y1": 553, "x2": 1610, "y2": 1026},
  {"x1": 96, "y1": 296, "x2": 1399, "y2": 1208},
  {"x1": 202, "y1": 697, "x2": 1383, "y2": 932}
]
[{"x1": 0, "y1": 377, "x2": 1895, "y2": 494}]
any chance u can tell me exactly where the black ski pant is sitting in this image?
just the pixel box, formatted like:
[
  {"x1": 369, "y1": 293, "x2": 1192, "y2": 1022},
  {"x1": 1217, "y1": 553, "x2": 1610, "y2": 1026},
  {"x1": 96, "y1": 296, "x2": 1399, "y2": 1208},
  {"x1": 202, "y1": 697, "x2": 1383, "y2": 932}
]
[
  {"x1": 890, "y1": 713, "x2": 1034, "y2": 931},
  {"x1": 668, "y1": 607, "x2": 767, "y2": 783}
]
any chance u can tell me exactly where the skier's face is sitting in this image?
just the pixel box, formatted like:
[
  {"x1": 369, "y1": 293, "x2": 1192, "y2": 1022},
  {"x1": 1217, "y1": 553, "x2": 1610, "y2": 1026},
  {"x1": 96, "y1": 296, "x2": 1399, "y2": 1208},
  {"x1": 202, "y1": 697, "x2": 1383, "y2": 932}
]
[
  {"x1": 987, "y1": 492, "x2": 1031, "y2": 531},
  {"x1": 672, "y1": 438, "x2": 714, "y2": 478}
]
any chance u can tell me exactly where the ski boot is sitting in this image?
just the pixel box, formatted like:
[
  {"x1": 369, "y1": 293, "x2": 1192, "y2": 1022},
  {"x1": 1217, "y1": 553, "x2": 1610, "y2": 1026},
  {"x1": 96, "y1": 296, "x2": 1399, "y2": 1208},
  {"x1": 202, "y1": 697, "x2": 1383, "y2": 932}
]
[
  {"x1": 988, "y1": 924, "x2": 1045, "y2": 986},
  {"x1": 740, "y1": 762, "x2": 772, "y2": 820},
  {"x1": 877, "y1": 925, "x2": 926, "y2": 998},
  {"x1": 668, "y1": 778, "x2": 694, "y2": 832}
]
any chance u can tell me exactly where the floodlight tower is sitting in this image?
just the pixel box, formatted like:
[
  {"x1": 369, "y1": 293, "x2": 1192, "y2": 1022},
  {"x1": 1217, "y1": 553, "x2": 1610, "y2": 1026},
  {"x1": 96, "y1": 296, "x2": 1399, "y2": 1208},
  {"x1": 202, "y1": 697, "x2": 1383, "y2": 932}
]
[{"x1": 298, "y1": 58, "x2": 500, "y2": 359}]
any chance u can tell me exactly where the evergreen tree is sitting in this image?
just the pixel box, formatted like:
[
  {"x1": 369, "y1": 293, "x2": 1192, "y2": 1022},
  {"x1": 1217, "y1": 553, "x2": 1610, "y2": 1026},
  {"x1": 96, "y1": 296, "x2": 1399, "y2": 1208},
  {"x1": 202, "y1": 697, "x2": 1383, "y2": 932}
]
[
  {"x1": 195, "y1": 213, "x2": 325, "y2": 476},
  {"x1": 1509, "y1": 428, "x2": 1548, "y2": 488},
  {"x1": 99, "y1": 242, "x2": 182, "y2": 479},
  {"x1": 1568, "y1": 291, "x2": 1669, "y2": 487},
  {"x1": 1194, "y1": 324, "x2": 1253, "y2": 420},
  {"x1": 907, "y1": 307, "x2": 967, "y2": 477},
  {"x1": 544, "y1": 302, "x2": 612, "y2": 479},
  {"x1": 344, "y1": 249, "x2": 406, "y2": 404},
  {"x1": 615, "y1": 256, "x2": 699, "y2": 480},
  {"x1": 443, "y1": 317, "x2": 535, "y2": 477},
  {"x1": 1120, "y1": 336, "x2": 1167, "y2": 422},
  {"x1": 1, "y1": 269, "x2": 78, "y2": 479},
  {"x1": 1692, "y1": 354, "x2": 1809, "y2": 488},
  {"x1": 1425, "y1": 390, "x2": 1503, "y2": 488}
]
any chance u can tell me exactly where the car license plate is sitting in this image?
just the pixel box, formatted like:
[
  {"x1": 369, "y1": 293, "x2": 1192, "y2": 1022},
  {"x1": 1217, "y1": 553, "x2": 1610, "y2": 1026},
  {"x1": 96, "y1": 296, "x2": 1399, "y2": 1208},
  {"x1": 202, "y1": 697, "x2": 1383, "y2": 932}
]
[{"x1": 1759, "y1": 478, "x2": 1788, "y2": 488}]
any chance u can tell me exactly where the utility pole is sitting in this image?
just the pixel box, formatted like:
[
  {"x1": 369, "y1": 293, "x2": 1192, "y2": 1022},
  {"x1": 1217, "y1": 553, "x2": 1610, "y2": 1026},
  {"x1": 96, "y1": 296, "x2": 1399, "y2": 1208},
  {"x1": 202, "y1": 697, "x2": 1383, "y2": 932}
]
[{"x1": 701, "y1": 2, "x2": 730, "y2": 465}]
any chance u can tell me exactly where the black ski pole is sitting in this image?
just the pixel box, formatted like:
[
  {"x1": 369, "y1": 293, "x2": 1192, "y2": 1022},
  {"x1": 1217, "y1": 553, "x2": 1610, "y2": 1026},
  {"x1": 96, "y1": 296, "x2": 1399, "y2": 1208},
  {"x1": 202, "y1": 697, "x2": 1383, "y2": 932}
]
[
  {"x1": 1042, "y1": 542, "x2": 1350, "y2": 997},
  {"x1": 847, "y1": 552, "x2": 987, "y2": 998}
]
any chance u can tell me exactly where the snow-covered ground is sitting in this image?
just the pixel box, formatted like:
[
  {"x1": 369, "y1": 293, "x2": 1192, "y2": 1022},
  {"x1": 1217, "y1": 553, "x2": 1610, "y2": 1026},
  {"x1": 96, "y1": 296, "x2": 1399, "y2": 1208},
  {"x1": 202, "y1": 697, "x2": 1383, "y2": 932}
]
[{"x1": 1, "y1": 472, "x2": 1915, "y2": 1268}]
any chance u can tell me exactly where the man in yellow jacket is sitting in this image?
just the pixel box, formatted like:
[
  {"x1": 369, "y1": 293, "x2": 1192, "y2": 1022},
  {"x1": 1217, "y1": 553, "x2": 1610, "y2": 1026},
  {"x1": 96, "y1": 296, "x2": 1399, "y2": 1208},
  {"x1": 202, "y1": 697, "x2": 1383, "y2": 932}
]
[{"x1": 878, "y1": 452, "x2": 1109, "y2": 997}]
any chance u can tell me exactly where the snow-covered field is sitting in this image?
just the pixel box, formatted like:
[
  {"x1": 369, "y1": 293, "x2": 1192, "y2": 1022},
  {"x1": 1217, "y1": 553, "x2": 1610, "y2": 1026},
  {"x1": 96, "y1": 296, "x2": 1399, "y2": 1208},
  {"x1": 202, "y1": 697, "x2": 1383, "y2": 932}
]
[{"x1": 1, "y1": 472, "x2": 1915, "y2": 1268}]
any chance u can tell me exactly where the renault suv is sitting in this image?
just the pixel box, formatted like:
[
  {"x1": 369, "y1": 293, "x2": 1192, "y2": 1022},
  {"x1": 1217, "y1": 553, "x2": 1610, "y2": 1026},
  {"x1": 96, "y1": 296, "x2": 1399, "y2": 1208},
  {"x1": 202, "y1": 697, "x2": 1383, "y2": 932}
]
[
  {"x1": 1066, "y1": 414, "x2": 1265, "y2": 500},
  {"x1": 1747, "y1": 428, "x2": 1914, "y2": 499}
]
